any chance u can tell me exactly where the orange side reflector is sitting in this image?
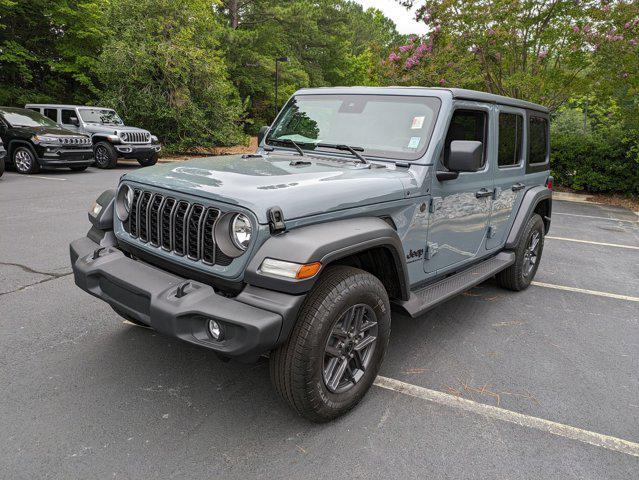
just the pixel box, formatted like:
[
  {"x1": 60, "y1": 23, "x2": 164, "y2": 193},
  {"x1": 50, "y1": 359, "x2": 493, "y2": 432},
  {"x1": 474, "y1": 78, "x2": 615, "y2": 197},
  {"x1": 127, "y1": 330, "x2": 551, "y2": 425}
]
[{"x1": 296, "y1": 262, "x2": 322, "y2": 279}]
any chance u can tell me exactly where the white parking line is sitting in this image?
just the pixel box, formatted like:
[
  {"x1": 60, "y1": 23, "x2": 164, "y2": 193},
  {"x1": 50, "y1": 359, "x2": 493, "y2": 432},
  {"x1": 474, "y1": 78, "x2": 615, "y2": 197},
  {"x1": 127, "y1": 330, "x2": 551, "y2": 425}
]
[
  {"x1": 24, "y1": 175, "x2": 67, "y2": 181},
  {"x1": 374, "y1": 376, "x2": 639, "y2": 457},
  {"x1": 546, "y1": 236, "x2": 639, "y2": 250},
  {"x1": 531, "y1": 281, "x2": 639, "y2": 302},
  {"x1": 553, "y1": 212, "x2": 639, "y2": 223}
]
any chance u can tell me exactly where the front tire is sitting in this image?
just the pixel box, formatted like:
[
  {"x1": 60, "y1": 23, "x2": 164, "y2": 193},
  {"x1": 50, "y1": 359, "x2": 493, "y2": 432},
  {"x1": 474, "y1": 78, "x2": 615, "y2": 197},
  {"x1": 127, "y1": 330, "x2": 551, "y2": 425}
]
[
  {"x1": 13, "y1": 145, "x2": 40, "y2": 174},
  {"x1": 497, "y1": 213, "x2": 545, "y2": 291},
  {"x1": 93, "y1": 141, "x2": 117, "y2": 169},
  {"x1": 270, "y1": 266, "x2": 391, "y2": 422}
]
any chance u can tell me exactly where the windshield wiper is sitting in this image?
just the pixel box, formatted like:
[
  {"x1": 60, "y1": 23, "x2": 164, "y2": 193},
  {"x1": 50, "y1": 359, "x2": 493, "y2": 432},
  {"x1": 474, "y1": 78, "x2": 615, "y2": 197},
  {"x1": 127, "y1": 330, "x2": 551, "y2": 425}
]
[
  {"x1": 316, "y1": 143, "x2": 368, "y2": 164},
  {"x1": 267, "y1": 138, "x2": 305, "y2": 156}
]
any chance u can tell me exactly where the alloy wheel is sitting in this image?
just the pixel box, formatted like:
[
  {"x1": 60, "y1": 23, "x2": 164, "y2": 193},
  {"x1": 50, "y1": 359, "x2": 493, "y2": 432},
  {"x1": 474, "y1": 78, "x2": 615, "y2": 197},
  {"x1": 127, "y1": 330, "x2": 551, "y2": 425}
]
[
  {"x1": 14, "y1": 149, "x2": 33, "y2": 172},
  {"x1": 523, "y1": 230, "x2": 541, "y2": 277},
  {"x1": 323, "y1": 303, "x2": 378, "y2": 394},
  {"x1": 95, "y1": 145, "x2": 109, "y2": 166}
]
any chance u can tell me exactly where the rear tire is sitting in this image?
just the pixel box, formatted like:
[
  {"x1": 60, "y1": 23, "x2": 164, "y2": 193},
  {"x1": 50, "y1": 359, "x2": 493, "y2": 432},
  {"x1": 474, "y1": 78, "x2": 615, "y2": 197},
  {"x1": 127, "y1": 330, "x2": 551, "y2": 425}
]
[
  {"x1": 13, "y1": 145, "x2": 40, "y2": 174},
  {"x1": 137, "y1": 152, "x2": 158, "y2": 167},
  {"x1": 497, "y1": 213, "x2": 545, "y2": 291},
  {"x1": 270, "y1": 266, "x2": 391, "y2": 422},
  {"x1": 93, "y1": 141, "x2": 117, "y2": 169},
  {"x1": 0, "y1": 156, "x2": 4, "y2": 177}
]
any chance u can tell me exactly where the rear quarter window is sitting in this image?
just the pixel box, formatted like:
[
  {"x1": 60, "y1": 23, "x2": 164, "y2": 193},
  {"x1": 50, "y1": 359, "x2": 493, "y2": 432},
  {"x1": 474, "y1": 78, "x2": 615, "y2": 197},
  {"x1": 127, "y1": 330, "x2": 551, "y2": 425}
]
[{"x1": 528, "y1": 115, "x2": 549, "y2": 165}]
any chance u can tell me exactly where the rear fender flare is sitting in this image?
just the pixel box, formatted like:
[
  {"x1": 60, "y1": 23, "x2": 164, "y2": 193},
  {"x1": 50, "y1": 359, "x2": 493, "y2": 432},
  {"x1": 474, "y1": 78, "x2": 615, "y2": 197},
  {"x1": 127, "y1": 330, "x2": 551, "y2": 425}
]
[{"x1": 505, "y1": 186, "x2": 552, "y2": 249}]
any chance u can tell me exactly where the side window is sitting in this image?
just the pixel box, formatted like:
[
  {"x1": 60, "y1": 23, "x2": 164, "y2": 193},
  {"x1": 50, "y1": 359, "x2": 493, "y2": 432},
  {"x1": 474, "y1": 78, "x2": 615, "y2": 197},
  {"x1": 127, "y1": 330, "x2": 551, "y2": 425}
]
[
  {"x1": 528, "y1": 116, "x2": 549, "y2": 165},
  {"x1": 443, "y1": 109, "x2": 487, "y2": 168},
  {"x1": 44, "y1": 109, "x2": 58, "y2": 122},
  {"x1": 498, "y1": 113, "x2": 523, "y2": 167},
  {"x1": 61, "y1": 109, "x2": 76, "y2": 124}
]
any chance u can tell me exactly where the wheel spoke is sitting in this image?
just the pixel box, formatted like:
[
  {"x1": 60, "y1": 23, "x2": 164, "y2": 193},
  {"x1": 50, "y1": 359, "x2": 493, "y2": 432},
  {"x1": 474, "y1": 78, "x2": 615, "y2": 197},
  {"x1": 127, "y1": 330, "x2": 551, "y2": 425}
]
[
  {"x1": 352, "y1": 350, "x2": 365, "y2": 371},
  {"x1": 352, "y1": 306, "x2": 365, "y2": 334},
  {"x1": 353, "y1": 335, "x2": 376, "y2": 352},
  {"x1": 327, "y1": 358, "x2": 349, "y2": 391},
  {"x1": 325, "y1": 345, "x2": 342, "y2": 358},
  {"x1": 360, "y1": 319, "x2": 377, "y2": 332}
]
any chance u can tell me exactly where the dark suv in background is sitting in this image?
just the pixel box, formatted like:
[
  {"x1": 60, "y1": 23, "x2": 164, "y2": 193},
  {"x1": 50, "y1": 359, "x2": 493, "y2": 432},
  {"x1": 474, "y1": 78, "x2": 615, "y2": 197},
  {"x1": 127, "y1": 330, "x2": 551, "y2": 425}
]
[
  {"x1": 0, "y1": 107, "x2": 93, "y2": 174},
  {"x1": 0, "y1": 138, "x2": 6, "y2": 177}
]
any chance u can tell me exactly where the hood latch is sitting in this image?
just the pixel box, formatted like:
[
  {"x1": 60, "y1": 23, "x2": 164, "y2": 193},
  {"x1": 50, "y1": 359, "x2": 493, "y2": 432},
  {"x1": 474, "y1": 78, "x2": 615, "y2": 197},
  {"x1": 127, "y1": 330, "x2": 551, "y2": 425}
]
[{"x1": 268, "y1": 207, "x2": 286, "y2": 235}]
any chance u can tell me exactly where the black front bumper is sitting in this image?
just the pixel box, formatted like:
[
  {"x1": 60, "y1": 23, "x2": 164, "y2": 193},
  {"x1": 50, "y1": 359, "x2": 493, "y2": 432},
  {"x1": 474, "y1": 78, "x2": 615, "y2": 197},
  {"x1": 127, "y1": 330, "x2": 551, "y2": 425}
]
[
  {"x1": 38, "y1": 147, "x2": 94, "y2": 167},
  {"x1": 115, "y1": 144, "x2": 161, "y2": 158},
  {"x1": 70, "y1": 235, "x2": 304, "y2": 361}
]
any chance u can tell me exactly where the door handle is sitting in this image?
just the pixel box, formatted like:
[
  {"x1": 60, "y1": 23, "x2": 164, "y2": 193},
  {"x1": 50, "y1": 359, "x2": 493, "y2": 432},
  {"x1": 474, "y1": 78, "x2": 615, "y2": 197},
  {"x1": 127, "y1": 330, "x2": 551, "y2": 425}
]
[
  {"x1": 512, "y1": 183, "x2": 526, "y2": 191},
  {"x1": 475, "y1": 188, "x2": 492, "y2": 198}
]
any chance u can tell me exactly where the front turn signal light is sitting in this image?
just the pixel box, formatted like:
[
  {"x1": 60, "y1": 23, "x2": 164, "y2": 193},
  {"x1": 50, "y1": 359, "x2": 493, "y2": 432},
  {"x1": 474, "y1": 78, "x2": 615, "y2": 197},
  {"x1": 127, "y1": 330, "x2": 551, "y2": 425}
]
[{"x1": 260, "y1": 259, "x2": 321, "y2": 279}]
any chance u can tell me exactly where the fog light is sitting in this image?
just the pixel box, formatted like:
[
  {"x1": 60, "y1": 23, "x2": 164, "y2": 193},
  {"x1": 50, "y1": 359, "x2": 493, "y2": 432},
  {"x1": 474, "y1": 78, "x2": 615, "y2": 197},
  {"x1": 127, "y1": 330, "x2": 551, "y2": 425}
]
[{"x1": 207, "y1": 319, "x2": 223, "y2": 340}]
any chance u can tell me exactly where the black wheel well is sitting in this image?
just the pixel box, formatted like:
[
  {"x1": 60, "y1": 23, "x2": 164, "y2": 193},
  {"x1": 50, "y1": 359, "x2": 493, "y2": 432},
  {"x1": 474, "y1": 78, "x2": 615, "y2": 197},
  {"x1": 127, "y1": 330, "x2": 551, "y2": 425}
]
[
  {"x1": 533, "y1": 199, "x2": 551, "y2": 233},
  {"x1": 8, "y1": 139, "x2": 35, "y2": 157},
  {"x1": 326, "y1": 246, "x2": 407, "y2": 301}
]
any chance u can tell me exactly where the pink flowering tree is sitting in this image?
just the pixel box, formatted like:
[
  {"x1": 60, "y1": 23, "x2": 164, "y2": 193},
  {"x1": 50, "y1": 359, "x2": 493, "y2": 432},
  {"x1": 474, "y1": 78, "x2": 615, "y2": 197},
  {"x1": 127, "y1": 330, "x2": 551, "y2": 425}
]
[{"x1": 387, "y1": 1, "x2": 638, "y2": 111}]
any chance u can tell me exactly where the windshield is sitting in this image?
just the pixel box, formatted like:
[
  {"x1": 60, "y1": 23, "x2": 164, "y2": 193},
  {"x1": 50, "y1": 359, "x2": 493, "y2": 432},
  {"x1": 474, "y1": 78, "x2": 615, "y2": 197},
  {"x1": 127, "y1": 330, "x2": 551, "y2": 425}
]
[
  {"x1": 79, "y1": 108, "x2": 123, "y2": 125},
  {"x1": 266, "y1": 94, "x2": 441, "y2": 161},
  {"x1": 1, "y1": 109, "x2": 58, "y2": 128}
]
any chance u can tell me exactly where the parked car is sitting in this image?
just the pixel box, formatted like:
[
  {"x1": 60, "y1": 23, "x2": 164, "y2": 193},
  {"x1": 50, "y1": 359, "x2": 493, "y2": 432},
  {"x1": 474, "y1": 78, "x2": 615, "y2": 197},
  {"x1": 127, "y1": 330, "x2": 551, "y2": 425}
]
[
  {"x1": 0, "y1": 107, "x2": 93, "y2": 174},
  {"x1": 0, "y1": 137, "x2": 6, "y2": 177},
  {"x1": 69, "y1": 87, "x2": 552, "y2": 422},
  {"x1": 25, "y1": 104, "x2": 161, "y2": 169}
]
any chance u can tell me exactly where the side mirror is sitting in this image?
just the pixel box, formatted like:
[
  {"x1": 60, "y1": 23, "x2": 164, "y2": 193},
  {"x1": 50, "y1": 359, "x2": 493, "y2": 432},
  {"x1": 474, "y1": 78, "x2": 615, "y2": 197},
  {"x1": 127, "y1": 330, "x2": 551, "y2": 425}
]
[
  {"x1": 258, "y1": 125, "x2": 269, "y2": 146},
  {"x1": 70, "y1": 116, "x2": 79, "y2": 126},
  {"x1": 448, "y1": 140, "x2": 483, "y2": 172}
]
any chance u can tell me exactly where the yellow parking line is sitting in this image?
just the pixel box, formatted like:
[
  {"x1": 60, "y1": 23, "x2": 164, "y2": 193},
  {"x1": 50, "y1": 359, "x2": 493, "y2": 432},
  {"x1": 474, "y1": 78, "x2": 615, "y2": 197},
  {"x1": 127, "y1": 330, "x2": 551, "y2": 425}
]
[
  {"x1": 531, "y1": 282, "x2": 639, "y2": 302},
  {"x1": 374, "y1": 376, "x2": 639, "y2": 457},
  {"x1": 546, "y1": 236, "x2": 639, "y2": 250}
]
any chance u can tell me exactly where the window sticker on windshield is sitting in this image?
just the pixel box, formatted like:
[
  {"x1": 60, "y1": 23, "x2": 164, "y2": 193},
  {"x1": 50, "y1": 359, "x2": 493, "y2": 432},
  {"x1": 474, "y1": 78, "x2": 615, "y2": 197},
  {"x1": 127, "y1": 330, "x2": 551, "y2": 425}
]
[
  {"x1": 411, "y1": 116, "x2": 425, "y2": 129},
  {"x1": 408, "y1": 136, "x2": 421, "y2": 149}
]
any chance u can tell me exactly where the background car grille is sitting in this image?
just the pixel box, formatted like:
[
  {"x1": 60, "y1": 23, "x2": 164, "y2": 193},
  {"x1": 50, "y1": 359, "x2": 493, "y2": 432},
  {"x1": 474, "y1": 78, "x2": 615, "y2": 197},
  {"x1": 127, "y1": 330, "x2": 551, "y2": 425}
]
[
  {"x1": 123, "y1": 188, "x2": 231, "y2": 266},
  {"x1": 121, "y1": 131, "x2": 151, "y2": 144}
]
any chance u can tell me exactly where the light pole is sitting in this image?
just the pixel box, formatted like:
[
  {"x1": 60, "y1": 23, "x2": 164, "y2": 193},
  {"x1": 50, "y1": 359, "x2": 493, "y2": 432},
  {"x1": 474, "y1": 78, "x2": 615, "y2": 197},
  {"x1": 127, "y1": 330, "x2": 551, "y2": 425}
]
[{"x1": 274, "y1": 57, "x2": 289, "y2": 120}]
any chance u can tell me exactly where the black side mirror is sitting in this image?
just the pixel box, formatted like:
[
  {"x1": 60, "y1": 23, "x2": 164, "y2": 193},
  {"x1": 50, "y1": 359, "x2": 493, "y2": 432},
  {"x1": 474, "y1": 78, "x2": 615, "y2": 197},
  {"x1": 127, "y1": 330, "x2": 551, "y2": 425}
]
[
  {"x1": 448, "y1": 140, "x2": 483, "y2": 172},
  {"x1": 258, "y1": 125, "x2": 269, "y2": 145},
  {"x1": 70, "y1": 116, "x2": 79, "y2": 126}
]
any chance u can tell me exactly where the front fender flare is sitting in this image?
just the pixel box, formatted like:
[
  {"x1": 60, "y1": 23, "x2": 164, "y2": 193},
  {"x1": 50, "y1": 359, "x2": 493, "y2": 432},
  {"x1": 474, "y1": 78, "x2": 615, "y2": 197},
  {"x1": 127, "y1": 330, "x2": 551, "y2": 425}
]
[{"x1": 244, "y1": 217, "x2": 410, "y2": 297}]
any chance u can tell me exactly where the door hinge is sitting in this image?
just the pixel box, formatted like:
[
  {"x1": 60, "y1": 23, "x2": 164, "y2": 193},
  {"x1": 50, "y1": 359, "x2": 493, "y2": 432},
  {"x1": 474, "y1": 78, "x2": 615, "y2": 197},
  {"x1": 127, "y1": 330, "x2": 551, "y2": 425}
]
[
  {"x1": 425, "y1": 242, "x2": 439, "y2": 259},
  {"x1": 429, "y1": 197, "x2": 442, "y2": 213},
  {"x1": 487, "y1": 225, "x2": 496, "y2": 238},
  {"x1": 492, "y1": 187, "x2": 501, "y2": 200}
]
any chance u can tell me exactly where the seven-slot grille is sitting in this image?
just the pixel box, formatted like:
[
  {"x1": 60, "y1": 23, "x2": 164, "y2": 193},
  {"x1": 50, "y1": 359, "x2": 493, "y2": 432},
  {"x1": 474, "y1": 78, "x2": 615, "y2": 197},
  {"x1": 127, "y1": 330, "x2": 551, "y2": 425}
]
[
  {"x1": 121, "y1": 131, "x2": 151, "y2": 144},
  {"x1": 123, "y1": 188, "x2": 231, "y2": 266}
]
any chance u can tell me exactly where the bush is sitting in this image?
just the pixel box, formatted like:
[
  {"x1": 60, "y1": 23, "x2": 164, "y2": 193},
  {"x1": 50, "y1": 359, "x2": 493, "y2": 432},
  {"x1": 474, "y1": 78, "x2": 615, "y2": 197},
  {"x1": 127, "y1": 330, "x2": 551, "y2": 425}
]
[{"x1": 551, "y1": 109, "x2": 639, "y2": 195}]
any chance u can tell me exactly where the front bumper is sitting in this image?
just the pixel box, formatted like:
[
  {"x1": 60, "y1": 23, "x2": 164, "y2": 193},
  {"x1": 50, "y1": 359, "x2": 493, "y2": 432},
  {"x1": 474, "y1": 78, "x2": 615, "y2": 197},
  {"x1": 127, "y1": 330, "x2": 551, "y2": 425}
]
[
  {"x1": 115, "y1": 143, "x2": 161, "y2": 158},
  {"x1": 70, "y1": 235, "x2": 302, "y2": 361},
  {"x1": 38, "y1": 146, "x2": 94, "y2": 167}
]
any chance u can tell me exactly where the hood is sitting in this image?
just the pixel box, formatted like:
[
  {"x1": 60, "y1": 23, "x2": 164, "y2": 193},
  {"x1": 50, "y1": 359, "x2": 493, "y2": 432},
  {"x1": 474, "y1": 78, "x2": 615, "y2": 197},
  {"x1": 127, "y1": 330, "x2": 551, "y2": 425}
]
[
  {"x1": 85, "y1": 124, "x2": 150, "y2": 135},
  {"x1": 12, "y1": 125, "x2": 84, "y2": 137},
  {"x1": 123, "y1": 154, "x2": 413, "y2": 223}
]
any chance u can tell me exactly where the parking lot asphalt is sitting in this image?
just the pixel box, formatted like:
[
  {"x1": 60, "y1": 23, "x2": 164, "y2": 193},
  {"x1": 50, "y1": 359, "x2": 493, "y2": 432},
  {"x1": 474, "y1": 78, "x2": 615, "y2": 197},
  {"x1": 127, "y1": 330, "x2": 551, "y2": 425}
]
[{"x1": 1, "y1": 165, "x2": 638, "y2": 479}]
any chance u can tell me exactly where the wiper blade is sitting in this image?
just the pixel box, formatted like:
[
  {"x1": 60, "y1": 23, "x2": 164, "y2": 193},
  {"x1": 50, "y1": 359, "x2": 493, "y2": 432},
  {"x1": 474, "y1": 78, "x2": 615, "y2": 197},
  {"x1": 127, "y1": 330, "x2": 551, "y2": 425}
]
[
  {"x1": 268, "y1": 138, "x2": 305, "y2": 156},
  {"x1": 316, "y1": 143, "x2": 367, "y2": 164}
]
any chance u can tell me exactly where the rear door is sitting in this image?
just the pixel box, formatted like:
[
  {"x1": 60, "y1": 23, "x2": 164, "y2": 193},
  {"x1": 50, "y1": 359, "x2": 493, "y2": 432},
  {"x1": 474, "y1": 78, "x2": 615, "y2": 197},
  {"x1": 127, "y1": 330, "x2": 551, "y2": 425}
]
[
  {"x1": 424, "y1": 103, "x2": 494, "y2": 273},
  {"x1": 486, "y1": 106, "x2": 526, "y2": 249}
]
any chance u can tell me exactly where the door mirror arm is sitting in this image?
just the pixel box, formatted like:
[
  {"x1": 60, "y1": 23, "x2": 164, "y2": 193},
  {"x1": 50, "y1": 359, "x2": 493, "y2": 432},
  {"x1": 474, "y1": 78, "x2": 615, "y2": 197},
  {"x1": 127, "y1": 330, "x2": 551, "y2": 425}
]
[{"x1": 436, "y1": 170, "x2": 459, "y2": 181}]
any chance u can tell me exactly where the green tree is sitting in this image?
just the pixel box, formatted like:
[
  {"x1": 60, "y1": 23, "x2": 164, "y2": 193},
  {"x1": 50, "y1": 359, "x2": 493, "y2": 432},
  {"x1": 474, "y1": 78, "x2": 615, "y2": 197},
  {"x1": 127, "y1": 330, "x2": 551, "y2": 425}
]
[
  {"x1": 0, "y1": 0, "x2": 106, "y2": 105},
  {"x1": 97, "y1": 0, "x2": 245, "y2": 150}
]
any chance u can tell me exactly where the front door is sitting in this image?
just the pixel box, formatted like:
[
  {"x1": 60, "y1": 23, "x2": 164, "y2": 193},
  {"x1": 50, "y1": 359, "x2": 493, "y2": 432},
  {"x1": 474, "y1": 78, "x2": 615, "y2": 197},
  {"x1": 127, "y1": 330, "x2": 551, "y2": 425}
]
[
  {"x1": 425, "y1": 104, "x2": 494, "y2": 273},
  {"x1": 486, "y1": 106, "x2": 527, "y2": 249},
  {"x1": 61, "y1": 108, "x2": 79, "y2": 132}
]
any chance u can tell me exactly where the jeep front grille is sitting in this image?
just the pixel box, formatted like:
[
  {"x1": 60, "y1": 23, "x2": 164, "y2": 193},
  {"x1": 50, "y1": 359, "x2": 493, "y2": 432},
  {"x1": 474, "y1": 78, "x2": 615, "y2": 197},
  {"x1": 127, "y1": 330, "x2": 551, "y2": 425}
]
[
  {"x1": 121, "y1": 131, "x2": 150, "y2": 144},
  {"x1": 123, "y1": 188, "x2": 230, "y2": 266}
]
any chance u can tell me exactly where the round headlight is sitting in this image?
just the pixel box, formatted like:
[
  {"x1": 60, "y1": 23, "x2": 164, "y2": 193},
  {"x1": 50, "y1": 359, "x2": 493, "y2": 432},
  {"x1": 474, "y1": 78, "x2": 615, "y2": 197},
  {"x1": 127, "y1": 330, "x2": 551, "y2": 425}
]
[
  {"x1": 230, "y1": 213, "x2": 252, "y2": 250},
  {"x1": 116, "y1": 184, "x2": 134, "y2": 222}
]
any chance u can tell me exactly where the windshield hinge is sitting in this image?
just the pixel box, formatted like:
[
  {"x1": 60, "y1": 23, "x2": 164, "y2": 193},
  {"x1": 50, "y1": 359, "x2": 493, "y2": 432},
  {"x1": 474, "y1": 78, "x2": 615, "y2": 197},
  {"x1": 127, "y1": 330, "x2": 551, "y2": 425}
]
[{"x1": 267, "y1": 207, "x2": 286, "y2": 234}]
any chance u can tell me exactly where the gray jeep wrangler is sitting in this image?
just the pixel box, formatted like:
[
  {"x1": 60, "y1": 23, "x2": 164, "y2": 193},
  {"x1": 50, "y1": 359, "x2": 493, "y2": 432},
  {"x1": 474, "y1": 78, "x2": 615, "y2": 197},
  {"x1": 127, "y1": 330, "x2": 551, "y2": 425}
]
[
  {"x1": 25, "y1": 104, "x2": 161, "y2": 169},
  {"x1": 69, "y1": 87, "x2": 552, "y2": 422}
]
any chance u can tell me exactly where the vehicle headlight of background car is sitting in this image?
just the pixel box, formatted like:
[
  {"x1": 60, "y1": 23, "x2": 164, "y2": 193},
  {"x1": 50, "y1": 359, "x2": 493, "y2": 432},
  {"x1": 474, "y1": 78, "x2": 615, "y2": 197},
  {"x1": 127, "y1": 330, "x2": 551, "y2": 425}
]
[{"x1": 31, "y1": 134, "x2": 91, "y2": 146}]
